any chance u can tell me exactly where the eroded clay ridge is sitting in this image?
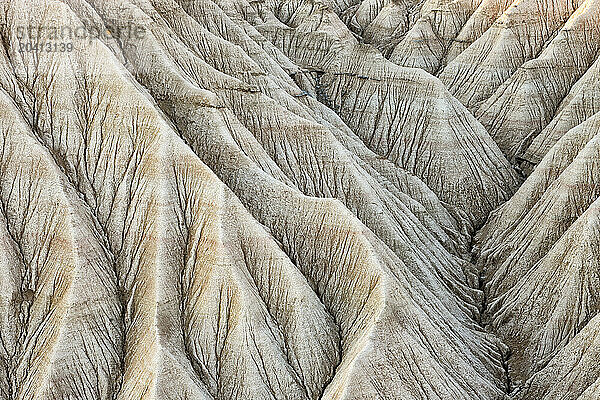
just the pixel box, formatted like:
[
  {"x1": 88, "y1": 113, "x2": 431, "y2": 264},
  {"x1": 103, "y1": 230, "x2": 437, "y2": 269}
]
[{"x1": 0, "y1": 0, "x2": 597, "y2": 399}]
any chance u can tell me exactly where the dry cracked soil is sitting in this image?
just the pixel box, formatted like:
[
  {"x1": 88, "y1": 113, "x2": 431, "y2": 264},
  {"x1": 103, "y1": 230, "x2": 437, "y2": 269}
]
[{"x1": 0, "y1": 0, "x2": 599, "y2": 399}]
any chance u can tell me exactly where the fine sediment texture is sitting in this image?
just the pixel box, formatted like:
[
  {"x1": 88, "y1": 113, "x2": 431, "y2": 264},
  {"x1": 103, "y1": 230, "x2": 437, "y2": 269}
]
[{"x1": 0, "y1": 0, "x2": 598, "y2": 399}]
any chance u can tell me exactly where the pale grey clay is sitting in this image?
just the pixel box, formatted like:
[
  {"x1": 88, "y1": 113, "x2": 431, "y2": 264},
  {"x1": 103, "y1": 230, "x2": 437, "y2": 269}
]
[{"x1": 0, "y1": 0, "x2": 598, "y2": 399}]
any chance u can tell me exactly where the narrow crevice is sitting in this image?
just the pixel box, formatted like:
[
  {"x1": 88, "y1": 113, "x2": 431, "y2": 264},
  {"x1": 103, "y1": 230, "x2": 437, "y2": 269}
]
[
  {"x1": 472, "y1": 237, "x2": 513, "y2": 396},
  {"x1": 501, "y1": 348, "x2": 513, "y2": 394}
]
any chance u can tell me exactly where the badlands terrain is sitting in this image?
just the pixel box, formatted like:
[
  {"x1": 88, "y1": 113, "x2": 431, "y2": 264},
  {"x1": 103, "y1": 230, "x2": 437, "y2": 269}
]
[{"x1": 0, "y1": 0, "x2": 598, "y2": 399}]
